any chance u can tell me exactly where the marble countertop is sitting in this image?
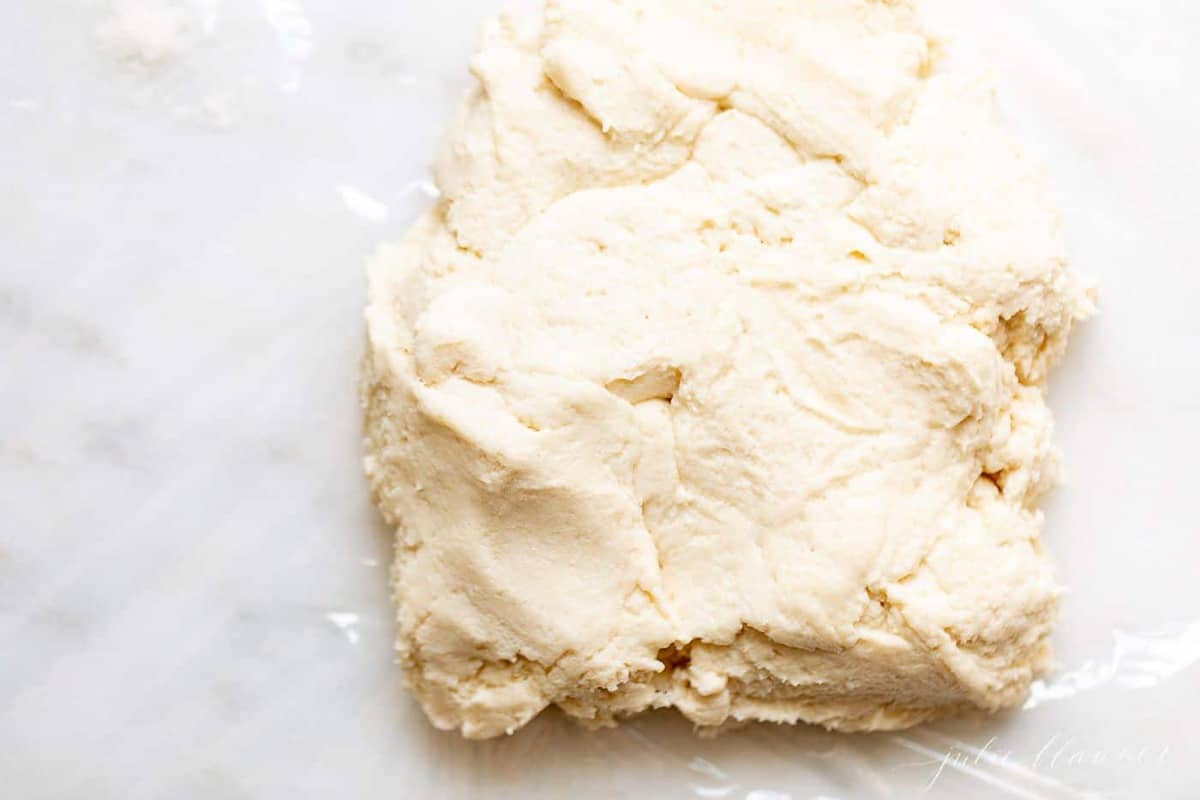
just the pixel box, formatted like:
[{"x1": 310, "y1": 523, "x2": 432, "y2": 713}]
[{"x1": 3, "y1": 1, "x2": 1199, "y2": 797}]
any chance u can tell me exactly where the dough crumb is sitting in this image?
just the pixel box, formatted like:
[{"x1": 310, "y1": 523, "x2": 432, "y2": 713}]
[{"x1": 96, "y1": 0, "x2": 189, "y2": 66}]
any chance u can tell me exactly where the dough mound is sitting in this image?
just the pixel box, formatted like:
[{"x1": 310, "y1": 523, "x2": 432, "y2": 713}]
[{"x1": 362, "y1": 0, "x2": 1093, "y2": 739}]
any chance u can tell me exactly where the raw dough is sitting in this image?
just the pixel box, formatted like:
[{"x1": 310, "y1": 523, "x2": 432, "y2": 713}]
[{"x1": 362, "y1": 0, "x2": 1093, "y2": 739}]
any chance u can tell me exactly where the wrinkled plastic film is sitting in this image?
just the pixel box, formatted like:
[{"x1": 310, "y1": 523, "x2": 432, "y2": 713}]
[{"x1": 94, "y1": 0, "x2": 1194, "y2": 796}]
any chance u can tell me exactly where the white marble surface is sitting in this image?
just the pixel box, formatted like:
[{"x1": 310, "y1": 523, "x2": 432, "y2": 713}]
[{"x1": 2, "y1": 1, "x2": 1199, "y2": 797}]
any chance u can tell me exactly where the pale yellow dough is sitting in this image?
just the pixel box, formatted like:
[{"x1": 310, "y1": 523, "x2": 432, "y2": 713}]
[{"x1": 362, "y1": 0, "x2": 1093, "y2": 739}]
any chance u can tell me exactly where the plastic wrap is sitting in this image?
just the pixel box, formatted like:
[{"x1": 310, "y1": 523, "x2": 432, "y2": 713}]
[
  {"x1": 340, "y1": 2, "x2": 1200, "y2": 795},
  {"x1": 3, "y1": 1, "x2": 1197, "y2": 798}
]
